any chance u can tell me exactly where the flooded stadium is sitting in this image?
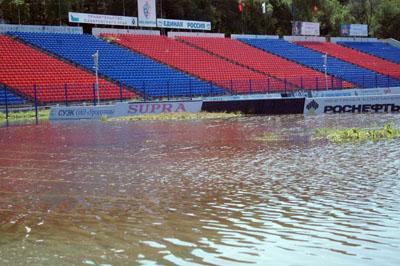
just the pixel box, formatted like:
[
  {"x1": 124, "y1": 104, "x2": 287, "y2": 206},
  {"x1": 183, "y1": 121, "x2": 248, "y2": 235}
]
[{"x1": 0, "y1": 114, "x2": 400, "y2": 266}]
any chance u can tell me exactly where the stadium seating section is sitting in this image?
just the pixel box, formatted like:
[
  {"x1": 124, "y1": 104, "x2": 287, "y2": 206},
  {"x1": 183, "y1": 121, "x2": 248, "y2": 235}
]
[
  {"x1": 179, "y1": 37, "x2": 351, "y2": 90},
  {"x1": 338, "y1": 42, "x2": 400, "y2": 65},
  {"x1": 2, "y1": 32, "x2": 400, "y2": 104},
  {"x1": 102, "y1": 34, "x2": 291, "y2": 93},
  {"x1": 240, "y1": 38, "x2": 400, "y2": 88},
  {"x1": 0, "y1": 35, "x2": 135, "y2": 103},
  {"x1": 297, "y1": 41, "x2": 400, "y2": 79},
  {"x1": 10, "y1": 32, "x2": 225, "y2": 98},
  {"x1": 0, "y1": 87, "x2": 25, "y2": 105}
]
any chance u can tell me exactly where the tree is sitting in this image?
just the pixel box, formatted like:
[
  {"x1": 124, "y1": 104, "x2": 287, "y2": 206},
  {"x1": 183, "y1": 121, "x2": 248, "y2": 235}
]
[{"x1": 375, "y1": 0, "x2": 400, "y2": 39}]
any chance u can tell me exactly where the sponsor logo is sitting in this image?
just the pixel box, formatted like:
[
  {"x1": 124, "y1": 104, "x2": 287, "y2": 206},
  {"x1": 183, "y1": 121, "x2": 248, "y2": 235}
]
[
  {"x1": 384, "y1": 88, "x2": 392, "y2": 94},
  {"x1": 70, "y1": 15, "x2": 80, "y2": 22},
  {"x1": 128, "y1": 103, "x2": 187, "y2": 114},
  {"x1": 324, "y1": 104, "x2": 400, "y2": 114},
  {"x1": 143, "y1": 1, "x2": 151, "y2": 19},
  {"x1": 306, "y1": 100, "x2": 319, "y2": 115}
]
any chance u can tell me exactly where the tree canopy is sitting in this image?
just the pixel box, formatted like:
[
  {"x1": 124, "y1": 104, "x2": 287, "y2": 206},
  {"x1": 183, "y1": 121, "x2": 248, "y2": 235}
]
[{"x1": 0, "y1": 0, "x2": 399, "y2": 39}]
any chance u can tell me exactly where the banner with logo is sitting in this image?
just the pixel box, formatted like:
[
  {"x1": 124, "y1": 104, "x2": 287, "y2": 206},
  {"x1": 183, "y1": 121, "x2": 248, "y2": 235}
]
[
  {"x1": 157, "y1": 19, "x2": 211, "y2": 31},
  {"x1": 292, "y1": 21, "x2": 320, "y2": 36},
  {"x1": 340, "y1": 24, "x2": 368, "y2": 37},
  {"x1": 68, "y1": 12, "x2": 137, "y2": 27},
  {"x1": 49, "y1": 105, "x2": 117, "y2": 121},
  {"x1": 138, "y1": 0, "x2": 157, "y2": 27},
  {"x1": 115, "y1": 101, "x2": 203, "y2": 116},
  {"x1": 304, "y1": 95, "x2": 400, "y2": 115},
  {"x1": 311, "y1": 87, "x2": 400, "y2": 98}
]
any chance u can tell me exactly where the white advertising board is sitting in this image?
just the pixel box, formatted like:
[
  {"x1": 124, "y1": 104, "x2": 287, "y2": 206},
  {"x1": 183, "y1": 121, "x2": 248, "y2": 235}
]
[
  {"x1": 202, "y1": 94, "x2": 282, "y2": 102},
  {"x1": 304, "y1": 94, "x2": 400, "y2": 115},
  {"x1": 293, "y1": 21, "x2": 320, "y2": 36},
  {"x1": 115, "y1": 101, "x2": 203, "y2": 116},
  {"x1": 311, "y1": 87, "x2": 400, "y2": 98},
  {"x1": 49, "y1": 105, "x2": 117, "y2": 121},
  {"x1": 341, "y1": 24, "x2": 368, "y2": 37},
  {"x1": 138, "y1": 0, "x2": 157, "y2": 27},
  {"x1": 0, "y1": 24, "x2": 82, "y2": 34},
  {"x1": 49, "y1": 101, "x2": 203, "y2": 121},
  {"x1": 157, "y1": 19, "x2": 211, "y2": 31},
  {"x1": 69, "y1": 12, "x2": 137, "y2": 27},
  {"x1": 92, "y1": 28, "x2": 160, "y2": 36},
  {"x1": 301, "y1": 22, "x2": 320, "y2": 36}
]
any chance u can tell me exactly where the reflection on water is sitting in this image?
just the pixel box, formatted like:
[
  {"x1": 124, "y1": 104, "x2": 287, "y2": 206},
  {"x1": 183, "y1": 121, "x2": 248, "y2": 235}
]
[{"x1": 0, "y1": 114, "x2": 399, "y2": 266}]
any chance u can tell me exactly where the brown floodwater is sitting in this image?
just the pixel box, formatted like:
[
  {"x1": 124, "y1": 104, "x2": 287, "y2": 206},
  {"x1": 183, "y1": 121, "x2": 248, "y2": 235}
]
[{"x1": 0, "y1": 114, "x2": 399, "y2": 266}]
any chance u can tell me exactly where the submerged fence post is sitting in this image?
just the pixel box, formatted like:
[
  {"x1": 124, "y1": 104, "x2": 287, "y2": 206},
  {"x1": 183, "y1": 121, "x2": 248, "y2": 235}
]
[
  {"x1": 119, "y1": 82, "x2": 123, "y2": 102},
  {"x1": 64, "y1": 84, "x2": 68, "y2": 106},
  {"x1": 92, "y1": 84, "x2": 97, "y2": 106},
  {"x1": 33, "y1": 84, "x2": 38, "y2": 125},
  {"x1": 3, "y1": 85, "x2": 9, "y2": 126}
]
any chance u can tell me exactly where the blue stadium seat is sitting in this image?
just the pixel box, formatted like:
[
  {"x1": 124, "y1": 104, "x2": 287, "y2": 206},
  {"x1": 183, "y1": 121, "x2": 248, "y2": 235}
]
[
  {"x1": 240, "y1": 38, "x2": 400, "y2": 88},
  {"x1": 0, "y1": 86, "x2": 25, "y2": 105},
  {"x1": 338, "y1": 42, "x2": 400, "y2": 65},
  {"x1": 10, "y1": 32, "x2": 226, "y2": 98}
]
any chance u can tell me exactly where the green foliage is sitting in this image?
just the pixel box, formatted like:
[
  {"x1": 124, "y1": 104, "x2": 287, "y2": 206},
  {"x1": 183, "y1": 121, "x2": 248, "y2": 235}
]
[
  {"x1": 315, "y1": 123, "x2": 400, "y2": 143},
  {"x1": 108, "y1": 112, "x2": 242, "y2": 122},
  {"x1": 0, "y1": 0, "x2": 398, "y2": 38},
  {"x1": 0, "y1": 110, "x2": 49, "y2": 122}
]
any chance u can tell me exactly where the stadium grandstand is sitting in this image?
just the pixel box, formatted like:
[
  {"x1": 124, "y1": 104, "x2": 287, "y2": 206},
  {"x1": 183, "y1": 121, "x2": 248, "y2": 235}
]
[
  {"x1": 1, "y1": 28, "x2": 400, "y2": 106},
  {"x1": 239, "y1": 38, "x2": 400, "y2": 89}
]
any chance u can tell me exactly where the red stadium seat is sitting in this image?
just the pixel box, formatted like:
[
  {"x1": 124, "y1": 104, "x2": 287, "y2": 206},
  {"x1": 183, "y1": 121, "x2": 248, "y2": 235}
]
[{"x1": 0, "y1": 35, "x2": 136, "y2": 103}]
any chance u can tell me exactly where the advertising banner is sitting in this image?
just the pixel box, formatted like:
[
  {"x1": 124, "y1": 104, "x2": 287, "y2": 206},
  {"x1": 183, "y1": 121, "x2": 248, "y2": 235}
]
[
  {"x1": 202, "y1": 94, "x2": 282, "y2": 102},
  {"x1": 340, "y1": 24, "x2": 368, "y2": 37},
  {"x1": 311, "y1": 87, "x2": 400, "y2": 98},
  {"x1": 69, "y1": 12, "x2": 137, "y2": 27},
  {"x1": 115, "y1": 101, "x2": 203, "y2": 116},
  {"x1": 304, "y1": 94, "x2": 400, "y2": 115},
  {"x1": 293, "y1": 21, "x2": 320, "y2": 36},
  {"x1": 50, "y1": 101, "x2": 204, "y2": 121},
  {"x1": 49, "y1": 105, "x2": 117, "y2": 121},
  {"x1": 157, "y1": 19, "x2": 211, "y2": 31},
  {"x1": 138, "y1": 0, "x2": 157, "y2": 27}
]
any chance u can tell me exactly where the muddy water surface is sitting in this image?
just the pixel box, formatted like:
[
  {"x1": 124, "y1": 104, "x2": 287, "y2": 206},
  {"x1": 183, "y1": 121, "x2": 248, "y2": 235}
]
[{"x1": 0, "y1": 114, "x2": 399, "y2": 266}]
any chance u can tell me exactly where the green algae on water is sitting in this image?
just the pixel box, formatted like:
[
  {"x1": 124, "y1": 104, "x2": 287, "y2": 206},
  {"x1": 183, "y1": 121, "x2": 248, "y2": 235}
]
[{"x1": 315, "y1": 123, "x2": 400, "y2": 143}]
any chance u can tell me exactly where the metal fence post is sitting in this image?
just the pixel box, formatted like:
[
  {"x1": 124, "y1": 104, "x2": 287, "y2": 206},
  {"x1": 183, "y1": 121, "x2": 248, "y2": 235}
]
[
  {"x1": 3, "y1": 86, "x2": 9, "y2": 126},
  {"x1": 119, "y1": 82, "x2": 123, "y2": 102},
  {"x1": 189, "y1": 79, "x2": 192, "y2": 99},
  {"x1": 34, "y1": 84, "x2": 38, "y2": 125},
  {"x1": 64, "y1": 84, "x2": 68, "y2": 106},
  {"x1": 284, "y1": 79, "x2": 287, "y2": 93},
  {"x1": 315, "y1": 77, "x2": 318, "y2": 90},
  {"x1": 92, "y1": 83, "x2": 97, "y2": 106},
  {"x1": 142, "y1": 81, "x2": 146, "y2": 101},
  {"x1": 362, "y1": 75, "x2": 365, "y2": 88},
  {"x1": 268, "y1": 77, "x2": 271, "y2": 94},
  {"x1": 375, "y1": 73, "x2": 378, "y2": 88},
  {"x1": 387, "y1": 75, "x2": 390, "y2": 88},
  {"x1": 300, "y1": 77, "x2": 304, "y2": 90},
  {"x1": 331, "y1": 76, "x2": 334, "y2": 90},
  {"x1": 167, "y1": 80, "x2": 170, "y2": 100},
  {"x1": 249, "y1": 79, "x2": 252, "y2": 94}
]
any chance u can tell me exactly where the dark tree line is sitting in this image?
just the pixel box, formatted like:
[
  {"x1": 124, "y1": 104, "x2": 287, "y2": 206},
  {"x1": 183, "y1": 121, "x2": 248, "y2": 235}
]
[{"x1": 1, "y1": 0, "x2": 399, "y2": 39}]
